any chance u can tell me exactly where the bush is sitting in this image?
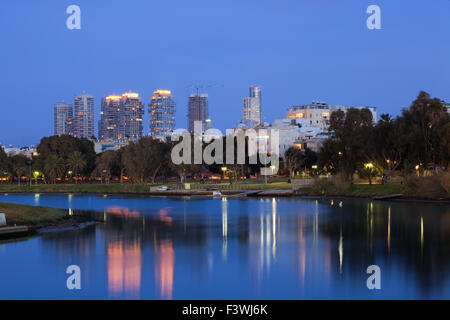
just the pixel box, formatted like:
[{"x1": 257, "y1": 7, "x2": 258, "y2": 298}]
[
  {"x1": 310, "y1": 173, "x2": 351, "y2": 195},
  {"x1": 404, "y1": 173, "x2": 450, "y2": 199}
]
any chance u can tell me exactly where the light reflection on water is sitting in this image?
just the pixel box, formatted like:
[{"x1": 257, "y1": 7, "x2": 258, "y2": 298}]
[{"x1": 0, "y1": 193, "x2": 449, "y2": 299}]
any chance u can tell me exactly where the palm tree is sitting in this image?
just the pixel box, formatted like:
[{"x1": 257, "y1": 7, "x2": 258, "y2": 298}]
[
  {"x1": 67, "y1": 151, "x2": 86, "y2": 183},
  {"x1": 43, "y1": 155, "x2": 65, "y2": 184},
  {"x1": 13, "y1": 164, "x2": 27, "y2": 186}
]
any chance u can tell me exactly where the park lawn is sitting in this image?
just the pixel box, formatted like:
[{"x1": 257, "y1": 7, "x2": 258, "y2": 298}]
[
  {"x1": 0, "y1": 202, "x2": 67, "y2": 226},
  {"x1": 298, "y1": 183, "x2": 404, "y2": 197}
]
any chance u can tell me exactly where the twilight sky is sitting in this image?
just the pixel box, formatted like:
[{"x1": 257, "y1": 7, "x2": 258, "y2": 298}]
[{"x1": 0, "y1": 0, "x2": 449, "y2": 146}]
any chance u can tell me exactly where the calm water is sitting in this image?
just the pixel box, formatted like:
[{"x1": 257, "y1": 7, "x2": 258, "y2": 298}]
[{"x1": 0, "y1": 193, "x2": 449, "y2": 300}]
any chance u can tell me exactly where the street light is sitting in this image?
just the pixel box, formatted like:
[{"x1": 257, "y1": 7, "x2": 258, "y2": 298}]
[{"x1": 33, "y1": 171, "x2": 40, "y2": 185}]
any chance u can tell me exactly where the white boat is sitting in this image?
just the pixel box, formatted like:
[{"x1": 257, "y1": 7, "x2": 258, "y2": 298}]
[{"x1": 212, "y1": 191, "x2": 223, "y2": 197}]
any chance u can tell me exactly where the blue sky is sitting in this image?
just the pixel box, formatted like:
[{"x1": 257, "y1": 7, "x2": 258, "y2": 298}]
[{"x1": 0, "y1": 0, "x2": 449, "y2": 146}]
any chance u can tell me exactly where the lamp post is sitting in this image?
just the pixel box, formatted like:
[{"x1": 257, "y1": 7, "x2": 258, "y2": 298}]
[
  {"x1": 221, "y1": 166, "x2": 227, "y2": 182},
  {"x1": 26, "y1": 159, "x2": 32, "y2": 187}
]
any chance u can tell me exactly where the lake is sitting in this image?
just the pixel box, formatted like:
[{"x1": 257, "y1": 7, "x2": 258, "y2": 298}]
[{"x1": 0, "y1": 193, "x2": 449, "y2": 299}]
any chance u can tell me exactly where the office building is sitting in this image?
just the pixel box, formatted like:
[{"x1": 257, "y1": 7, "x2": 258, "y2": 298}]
[
  {"x1": 243, "y1": 85, "x2": 262, "y2": 127},
  {"x1": 73, "y1": 93, "x2": 95, "y2": 139},
  {"x1": 98, "y1": 95, "x2": 121, "y2": 141},
  {"x1": 118, "y1": 92, "x2": 144, "y2": 141},
  {"x1": 54, "y1": 102, "x2": 73, "y2": 136},
  {"x1": 149, "y1": 90, "x2": 175, "y2": 139}
]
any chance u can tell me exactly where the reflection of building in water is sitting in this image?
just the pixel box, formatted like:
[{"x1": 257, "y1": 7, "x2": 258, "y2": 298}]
[
  {"x1": 107, "y1": 240, "x2": 142, "y2": 299},
  {"x1": 247, "y1": 198, "x2": 278, "y2": 281},
  {"x1": 154, "y1": 239, "x2": 175, "y2": 300},
  {"x1": 222, "y1": 198, "x2": 228, "y2": 260}
]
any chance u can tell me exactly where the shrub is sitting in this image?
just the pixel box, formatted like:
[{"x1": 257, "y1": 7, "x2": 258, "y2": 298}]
[{"x1": 404, "y1": 173, "x2": 450, "y2": 199}]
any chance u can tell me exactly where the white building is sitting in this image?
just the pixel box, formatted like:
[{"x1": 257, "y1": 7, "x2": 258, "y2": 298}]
[{"x1": 286, "y1": 101, "x2": 377, "y2": 131}]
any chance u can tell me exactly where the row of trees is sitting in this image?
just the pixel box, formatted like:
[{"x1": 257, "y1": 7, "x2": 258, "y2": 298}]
[
  {"x1": 316, "y1": 91, "x2": 450, "y2": 183},
  {"x1": 0, "y1": 134, "x2": 268, "y2": 184}
]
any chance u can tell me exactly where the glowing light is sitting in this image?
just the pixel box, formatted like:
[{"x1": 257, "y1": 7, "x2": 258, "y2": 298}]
[
  {"x1": 122, "y1": 92, "x2": 139, "y2": 98},
  {"x1": 106, "y1": 95, "x2": 121, "y2": 100},
  {"x1": 154, "y1": 90, "x2": 171, "y2": 95}
]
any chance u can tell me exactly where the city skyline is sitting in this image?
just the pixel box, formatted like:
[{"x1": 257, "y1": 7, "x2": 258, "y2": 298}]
[{"x1": 1, "y1": 1, "x2": 449, "y2": 145}]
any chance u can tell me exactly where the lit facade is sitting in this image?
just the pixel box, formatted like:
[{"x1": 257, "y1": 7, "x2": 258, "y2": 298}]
[
  {"x1": 188, "y1": 93, "x2": 209, "y2": 132},
  {"x1": 287, "y1": 101, "x2": 377, "y2": 131},
  {"x1": 73, "y1": 93, "x2": 95, "y2": 139},
  {"x1": 118, "y1": 92, "x2": 144, "y2": 141},
  {"x1": 99, "y1": 95, "x2": 121, "y2": 141},
  {"x1": 149, "y1": 90, "x2": 175, "y2": 139},
  {"x1": 54, "y1": 102, "x2": 73, "y2": 136},
  {"x1": 243, "y1": 85, "x2": 262, "y2": 127}
]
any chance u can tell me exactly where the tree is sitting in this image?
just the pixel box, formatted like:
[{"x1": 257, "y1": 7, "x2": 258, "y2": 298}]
[
  {"x1": 92, "y1": 150, "x2": 121, "y2": 184},
  {"x1": 43, "y1": 154, "x2": 65, "y2": 184},
  {"x1": 366, "y1": 114, "x2": 404, "y2": 184},
  {"x1": 37, "y1": 135, "x2": 96, "y2": 180},
  {"x1": 325, "y1": 108, "x2": 374, "y2": 182},
  {"x1": 284, "y1": 147, "x2": 318, "y2": 178},
  {"x1": 400, "y1": 91, "x2": 450, "y2": 171},
  {"x1": 10, "y1": 155, "x2": 27, "y2": 186},
  {"x1": 67, "y1": 151, "x2": 86, "y2": 183},
  {"x1": 0, "y1": 147, "x2": 8, "y2": 184}
]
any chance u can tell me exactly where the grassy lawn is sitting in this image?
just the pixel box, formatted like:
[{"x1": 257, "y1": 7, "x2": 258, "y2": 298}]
[
  {"x1": 347, "y1": 184, "x2": 404, "y2": 196},
  {"x1": 0, "y1": 202, "x2": 66, "y2": 226},
  {"x1": 297, "y1": 183, "x2": 404, "y2": 197}
]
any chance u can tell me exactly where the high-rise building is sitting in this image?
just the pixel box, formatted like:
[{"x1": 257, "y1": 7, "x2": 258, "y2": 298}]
[
  {"x1": 188, "y1": 93, "x2": 209, "y2": 132},
  {"x1": 54, "y1": 103, "x2": 73, "y2": 136},
  {"x1": 118, "y1": 92, "x2": 144, "y2": 141},
  {"x1": 149, "y1": 90, "x2": 175, "y2": 139},
  {"x1": 73, "y1": 93, "x2": 95, "y2": 139},
  {"x1": 243, "y1": 85, "x2": 262, "y2": 127},
  {"x1": 98, "y1": 95, "x2": 121, "y2": 141}
]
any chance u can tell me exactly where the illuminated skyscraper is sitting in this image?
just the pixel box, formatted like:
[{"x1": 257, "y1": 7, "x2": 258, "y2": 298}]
[
  {"x1": 54, "y1": 102, "x2": 73, "y2": 136},
  {"x1": 118, "y1": 92, "x2": 144, "y2": 141},
  {"x1": 149, "y1": 90, "x2": 175, "y2": 139},
  {"x1": 188, "y1": 93, "x2": 209, "y2": 132},
  {"x1": 98, "y1": 95, "x2": 121, "y2": 141},
  {"x1": 73, "y1": 93, "x2": 95, "y2": 139},
  {"x1": 243, "y1": 85, "x2": 262, "y2": 127}
]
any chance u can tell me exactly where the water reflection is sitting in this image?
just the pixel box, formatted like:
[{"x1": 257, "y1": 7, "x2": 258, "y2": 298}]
[
  {"x1": 107, "y1": 240, "x2": 141, "y2": 299},
  {"x1": 0, "y1": 193, "x2": 449, "y2": 299}
]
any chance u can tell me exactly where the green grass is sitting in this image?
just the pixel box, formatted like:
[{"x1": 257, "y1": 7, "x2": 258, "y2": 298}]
[
  {"x1": 346, "y1": 184, "x2": 404, "y2": 196},
  {"x1": 0, "y1": 202, "x2": 67, "y2": 226},
  {"x1": 297, "y1": 183, "x2": 404, "y2": 197}
]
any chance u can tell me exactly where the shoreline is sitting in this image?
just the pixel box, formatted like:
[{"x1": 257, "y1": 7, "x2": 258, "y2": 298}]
[{"x1": 1, "y1": 187, "x2": 449, "y2": 203}]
